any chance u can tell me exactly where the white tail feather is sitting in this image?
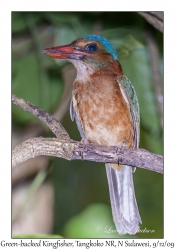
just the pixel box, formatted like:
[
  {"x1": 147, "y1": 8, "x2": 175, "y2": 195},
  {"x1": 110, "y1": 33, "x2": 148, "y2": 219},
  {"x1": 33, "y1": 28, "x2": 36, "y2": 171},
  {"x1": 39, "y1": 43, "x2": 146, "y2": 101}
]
[{"x1": 105, "y1": 163, "x2": 141, "y2": 235}]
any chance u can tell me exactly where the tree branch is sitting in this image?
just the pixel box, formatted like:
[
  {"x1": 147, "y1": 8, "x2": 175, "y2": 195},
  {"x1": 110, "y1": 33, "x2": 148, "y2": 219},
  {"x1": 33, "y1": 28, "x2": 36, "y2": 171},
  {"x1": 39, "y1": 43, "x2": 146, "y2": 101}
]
[
  {"x1": 138, "y1": 12, "x2": 163, "y2": 33},
  {"x1": 12, "y1": 94, "x2": 163, "y2": 174},
  {"x1": 12, "y1": 137, "x2": 163, "y2": 174},
  {"x1": 12, "y1": 94, "x2": 70, "y2": 141},
  {"x1": 145, "y1": 30, "x2": 163, "y2": 127}
]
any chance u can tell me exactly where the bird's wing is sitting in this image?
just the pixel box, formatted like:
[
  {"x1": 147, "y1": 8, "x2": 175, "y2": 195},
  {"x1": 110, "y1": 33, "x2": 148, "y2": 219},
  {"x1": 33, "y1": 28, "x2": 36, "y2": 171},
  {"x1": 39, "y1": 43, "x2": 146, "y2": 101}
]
[
  {"x1": 70, "y1": 98, "x2": 75, "y2": 121},
  {"x1": 70, "y1": 98, "x2": 86, "y2": 139},
  {"x1": 118, "y1": 75, "x2": 140, "y2": 149}
]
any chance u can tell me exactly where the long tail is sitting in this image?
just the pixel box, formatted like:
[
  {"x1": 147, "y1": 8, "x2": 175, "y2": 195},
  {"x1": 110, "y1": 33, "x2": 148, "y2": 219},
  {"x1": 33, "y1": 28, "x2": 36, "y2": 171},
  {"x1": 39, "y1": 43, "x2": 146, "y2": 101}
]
[{"x1": 105, "y1": 163, "x2": 141, "y2": 235}]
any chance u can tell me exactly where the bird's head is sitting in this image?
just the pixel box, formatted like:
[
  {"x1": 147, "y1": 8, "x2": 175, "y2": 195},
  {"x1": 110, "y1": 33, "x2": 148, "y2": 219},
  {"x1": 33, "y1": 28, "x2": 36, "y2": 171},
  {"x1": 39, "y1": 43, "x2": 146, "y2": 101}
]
[{"x1": 43, "y1": 35, "x2": 119, "y2": 72}]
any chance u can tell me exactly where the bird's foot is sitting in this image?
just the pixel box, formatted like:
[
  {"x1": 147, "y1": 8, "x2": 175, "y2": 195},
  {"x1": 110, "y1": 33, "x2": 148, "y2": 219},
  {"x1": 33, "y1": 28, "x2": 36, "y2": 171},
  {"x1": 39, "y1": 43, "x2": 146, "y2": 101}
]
[
  {"x1": 81, "y1": 139, "x2": 93, "y2": 144},
  {"x1": 80, "y1": 139, "x2": 93, "y2": 160},
  {"x1": 117, "y1": 141, "x2": 126, "y2": 166},
  {"x1": 117, "y1": 141, "x2": 126, "y2": 155}
]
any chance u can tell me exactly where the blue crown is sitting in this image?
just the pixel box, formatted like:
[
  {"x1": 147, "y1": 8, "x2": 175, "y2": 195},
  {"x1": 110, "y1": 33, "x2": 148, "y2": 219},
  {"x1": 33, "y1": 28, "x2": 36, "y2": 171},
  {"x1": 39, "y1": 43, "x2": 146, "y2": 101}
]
[{"x1": 82, "y1": 35, "x2": 118, "y2": 60}]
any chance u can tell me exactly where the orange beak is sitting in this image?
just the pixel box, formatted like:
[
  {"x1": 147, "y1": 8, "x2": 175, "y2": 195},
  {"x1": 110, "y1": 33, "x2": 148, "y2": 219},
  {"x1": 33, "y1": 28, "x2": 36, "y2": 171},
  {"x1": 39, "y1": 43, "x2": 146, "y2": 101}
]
[{"x1": 42, "y1": 44, "x2": 85, "y2": 60}]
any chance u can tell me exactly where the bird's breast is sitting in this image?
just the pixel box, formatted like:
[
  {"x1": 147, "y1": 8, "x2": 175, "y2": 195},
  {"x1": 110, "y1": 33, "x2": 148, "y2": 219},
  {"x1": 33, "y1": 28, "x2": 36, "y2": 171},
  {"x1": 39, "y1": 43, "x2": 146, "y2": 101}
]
[{"x1": 73, "y1": 74, "x2": 134, "y2": 148}]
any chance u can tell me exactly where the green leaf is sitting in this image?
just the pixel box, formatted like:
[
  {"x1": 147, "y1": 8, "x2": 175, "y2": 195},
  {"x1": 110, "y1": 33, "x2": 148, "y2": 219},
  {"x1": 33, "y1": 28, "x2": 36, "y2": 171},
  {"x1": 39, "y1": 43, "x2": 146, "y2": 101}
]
[
  {"x1": 12, "y1": 12, "x2": 27, "y2": 33},
  {"x1": 64, "y1": 203, "x2": 133, "y2": 238},
  {"x1": 12, "y1": 12, "x2": 41, "y2": 33},
  {"x1": 12, "y1": 53, "x2": 64, "y2": 125}
]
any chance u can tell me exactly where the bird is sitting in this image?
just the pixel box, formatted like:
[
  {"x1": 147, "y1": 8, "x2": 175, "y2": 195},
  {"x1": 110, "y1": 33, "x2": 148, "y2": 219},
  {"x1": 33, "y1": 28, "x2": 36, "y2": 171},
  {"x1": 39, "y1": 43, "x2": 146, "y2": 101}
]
[{"x1": 43, "y1": 35, "x2": 142, "y2": 235}]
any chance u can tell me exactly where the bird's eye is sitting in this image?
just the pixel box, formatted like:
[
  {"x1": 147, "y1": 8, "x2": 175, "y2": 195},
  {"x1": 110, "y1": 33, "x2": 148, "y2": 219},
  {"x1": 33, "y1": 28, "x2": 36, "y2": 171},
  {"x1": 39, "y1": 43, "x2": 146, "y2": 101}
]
[{"x1": 85, "y1": 43, "x2": 97, "y2": 52}]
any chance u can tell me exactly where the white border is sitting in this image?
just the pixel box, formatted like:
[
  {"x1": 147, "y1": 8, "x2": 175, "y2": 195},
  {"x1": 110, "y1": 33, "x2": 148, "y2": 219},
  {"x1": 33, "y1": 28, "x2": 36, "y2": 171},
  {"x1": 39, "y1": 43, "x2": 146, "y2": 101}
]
[{"x1": 0, "y1": 0, "x2": 175, "y2": 245}]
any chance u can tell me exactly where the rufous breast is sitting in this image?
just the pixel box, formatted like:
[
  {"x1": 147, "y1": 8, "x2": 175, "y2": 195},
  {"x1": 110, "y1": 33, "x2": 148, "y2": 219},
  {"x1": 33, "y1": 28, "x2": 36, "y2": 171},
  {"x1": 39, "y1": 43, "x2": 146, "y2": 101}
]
[{"x1": 73, "y1": 72, "x2": 134, "y2": 149}]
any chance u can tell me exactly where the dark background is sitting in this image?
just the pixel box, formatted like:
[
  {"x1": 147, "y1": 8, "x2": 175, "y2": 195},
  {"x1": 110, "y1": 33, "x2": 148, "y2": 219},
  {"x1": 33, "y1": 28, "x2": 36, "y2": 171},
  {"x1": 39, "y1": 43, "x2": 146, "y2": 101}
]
[{"x1": 12, "y1": 12, "x2": 163, "y2": 238}]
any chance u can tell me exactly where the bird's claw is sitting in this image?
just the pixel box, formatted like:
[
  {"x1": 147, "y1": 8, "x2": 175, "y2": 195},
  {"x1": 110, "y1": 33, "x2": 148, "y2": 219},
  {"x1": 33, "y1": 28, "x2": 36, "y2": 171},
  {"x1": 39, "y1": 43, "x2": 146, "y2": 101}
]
[
  {"x1": 80, "y1": 139, "x2": 93, "y2": 160},
  {"x1": 117, "y1": 141, "x2": 126, "y2": 166},
  {"x1": 81, "y1": 139, "x2": 93, "y2": 144},
  {"x1": 117, "y1": 141, "x2": 126, "y2": 155}
]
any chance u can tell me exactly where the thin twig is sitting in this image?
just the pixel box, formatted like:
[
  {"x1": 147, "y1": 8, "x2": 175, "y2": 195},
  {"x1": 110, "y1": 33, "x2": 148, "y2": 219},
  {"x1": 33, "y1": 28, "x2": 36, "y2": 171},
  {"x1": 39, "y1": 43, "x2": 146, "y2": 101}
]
[
  {"x1": 145, "y1": 30, "x2": 163, "y2": 127},
  {"x1": 12, "y1": 94, "x2": 70, "y2": 140},
  {"x1": 138, "y1": 12, "x2": 163, "y2": 33}
]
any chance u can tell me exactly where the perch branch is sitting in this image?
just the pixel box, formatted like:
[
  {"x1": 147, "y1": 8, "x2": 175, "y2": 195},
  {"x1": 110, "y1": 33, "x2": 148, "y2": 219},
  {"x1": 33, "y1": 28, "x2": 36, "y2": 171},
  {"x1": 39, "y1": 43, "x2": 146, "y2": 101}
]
[
  {"x1": 12, "y1": 94, "x2": 163, "y2": 174},
  {"x1": 12, "y1": 137, "x2": 163, "y2": 174}
]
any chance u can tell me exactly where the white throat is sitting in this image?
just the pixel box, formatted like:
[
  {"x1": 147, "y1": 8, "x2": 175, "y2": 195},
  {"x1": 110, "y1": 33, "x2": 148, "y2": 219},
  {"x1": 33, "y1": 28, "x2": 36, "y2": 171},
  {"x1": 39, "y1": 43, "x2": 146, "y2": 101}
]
[{"x1": 68, "y1": 59, "x2": 95, "y2": 82}]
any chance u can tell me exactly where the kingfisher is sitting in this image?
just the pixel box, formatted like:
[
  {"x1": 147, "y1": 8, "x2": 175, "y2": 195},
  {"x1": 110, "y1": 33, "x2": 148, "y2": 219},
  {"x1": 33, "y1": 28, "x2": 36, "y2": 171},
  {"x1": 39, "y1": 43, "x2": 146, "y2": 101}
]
[{"x1": 43, "y1": 35, "x2": 142, "y2": 235}]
